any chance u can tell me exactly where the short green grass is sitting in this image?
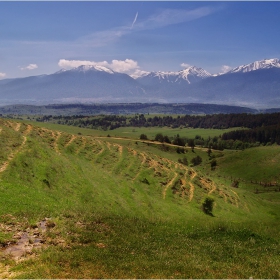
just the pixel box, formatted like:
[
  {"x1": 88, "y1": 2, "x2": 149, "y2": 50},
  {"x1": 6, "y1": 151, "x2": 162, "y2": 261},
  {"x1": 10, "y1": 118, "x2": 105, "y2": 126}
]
[
  {"x1": 99, "y1": 126, "x2": 238, "y2": 140},
  {"x1": 17, "y1": 119, "x2": 238, "y2": 140},
  {"x1": 0, "y1": 118, "x2": 279, "y2": 278}
]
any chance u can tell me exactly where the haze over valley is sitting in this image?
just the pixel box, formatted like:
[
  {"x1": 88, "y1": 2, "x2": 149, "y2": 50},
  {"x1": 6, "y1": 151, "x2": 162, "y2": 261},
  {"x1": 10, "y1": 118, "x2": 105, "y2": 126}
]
[{"x1": 0, "y1": 58, "x2": 280, "y2": 109}]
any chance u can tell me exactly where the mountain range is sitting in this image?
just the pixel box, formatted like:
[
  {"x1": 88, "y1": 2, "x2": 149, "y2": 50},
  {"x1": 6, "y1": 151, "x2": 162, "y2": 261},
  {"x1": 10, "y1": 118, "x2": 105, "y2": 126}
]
[{"x1": 0, "y1": 58, "x2": 280, "y2": 108}]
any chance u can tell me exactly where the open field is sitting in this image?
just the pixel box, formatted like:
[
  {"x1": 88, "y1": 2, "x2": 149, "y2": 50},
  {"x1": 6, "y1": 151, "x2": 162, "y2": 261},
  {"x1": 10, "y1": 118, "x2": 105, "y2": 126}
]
[
  {"x1": 0, "y1": 118, "x2": 279, "y2": 278},
  {"x1": 104, "y1": 126, "x2": 239, "y2": 140},
  {"x1": 14, "y1": 119, "x2": 239, "y2": 140}
]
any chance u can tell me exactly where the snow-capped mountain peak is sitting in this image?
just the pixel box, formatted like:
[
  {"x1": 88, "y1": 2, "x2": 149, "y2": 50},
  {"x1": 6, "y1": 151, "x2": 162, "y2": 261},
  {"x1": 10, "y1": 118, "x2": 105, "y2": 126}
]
[
  {"x1": 227, "y1": 58, "x2": 280, "y2": 74},
  {"x1": 56, "y1": 65, "x2": 115, "y2": 75},
  {"x1": 136, "y1": 65, "x2": 212, "y2": 84},
  {"x1": 179, "y1": 66, "x2": 212, "y2": 79},
  {"x1": 74, "y1": 65, "x2": 115, "y2": 74}
]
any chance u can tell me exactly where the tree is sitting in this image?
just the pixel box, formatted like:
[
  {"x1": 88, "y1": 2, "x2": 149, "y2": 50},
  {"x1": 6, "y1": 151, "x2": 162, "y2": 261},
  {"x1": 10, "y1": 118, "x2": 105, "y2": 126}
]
[
  {"x1": 207, "y1": 147, "x2": 212, "y2": 157},
  {"x1": 155, "y1": 133, "x2": 164, "y2": 142},
  {"x1": 191, "y1": 155, "x2": 202, "y2": 166},
  {"x1": 202, "y1": 197, "x2": 214, "y2": 216},
  {"x1": 163, "y1": 135, "x2": 171, "y2": 143},
  {"x1": 140, "y1": 134, "x2": 148, "y2": 140},
  {"x1": 231, "y1": 180, "x2": 239, "y2": 188},
  {"x1": 179, "y1": 156, "x2": 188, "y2": 166},
  {"x1": 188, "y1": 139, "x2": 195, "y2": 150},
  {"x1": 173, "y1": 135, "x2": 186, "y2": 147},
  {"x1": 210, "y1": 159, "x2": 217, "y2": 170}
]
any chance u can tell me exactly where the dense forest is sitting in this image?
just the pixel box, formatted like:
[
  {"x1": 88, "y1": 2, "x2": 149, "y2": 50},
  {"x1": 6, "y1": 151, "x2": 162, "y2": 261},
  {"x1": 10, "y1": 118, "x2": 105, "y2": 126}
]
[
  {"x1": 0, "y1": 103, "x2": 258, "y2": 115},
  {"x1": 34, "y1": 113, "x2": 280, "y2": 149},
  {"x1": 35, "y1": 112, "x2": 280, "y2": 130}
]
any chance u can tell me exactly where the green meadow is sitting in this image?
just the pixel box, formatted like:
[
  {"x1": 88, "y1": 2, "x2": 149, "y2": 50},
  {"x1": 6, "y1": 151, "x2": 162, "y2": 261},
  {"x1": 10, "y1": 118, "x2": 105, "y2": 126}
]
[{"x1": 0, "y1": 118, "x2": 279, "y2": 278}]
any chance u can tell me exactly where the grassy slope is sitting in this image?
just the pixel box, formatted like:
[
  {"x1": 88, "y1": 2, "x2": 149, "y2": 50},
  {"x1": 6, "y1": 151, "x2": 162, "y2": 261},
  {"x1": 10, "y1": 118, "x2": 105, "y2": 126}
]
[{"x1": 0, "y1": 118, "x2": 279, "y2": 278}]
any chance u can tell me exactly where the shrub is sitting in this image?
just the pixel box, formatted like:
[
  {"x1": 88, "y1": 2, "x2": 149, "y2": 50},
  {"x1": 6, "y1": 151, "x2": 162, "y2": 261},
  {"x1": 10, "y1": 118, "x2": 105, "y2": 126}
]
[
  {"x1": 191, "y1": 155, "x2": 202, "y2": 166},
  {"x1": 178, "y1": 156, "x2": 188, "y2": 166},
  {"x1": 140, "y1": 134, "x2": 148, "y2": 140},
  {"x1": 231, "y1": 180, "x2": 239, "y2": 188},
  {"x1": 202, "y1": 197, "x2": 214, "y2": 216},
  {"x1": 155, "y1": 133, "x2": 164, "y2": 142},
  {"x1": 210, "y1": 159, "x2": 217, "y2": 170}
]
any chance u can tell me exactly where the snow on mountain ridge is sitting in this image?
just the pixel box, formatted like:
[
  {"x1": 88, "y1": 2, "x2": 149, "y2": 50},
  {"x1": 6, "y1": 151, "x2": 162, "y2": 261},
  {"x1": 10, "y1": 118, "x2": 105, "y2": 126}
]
[
  {"x1": 54, "y1": 65, "x2": 115, "y2": 75},
  {"x1": 54, "y1": 58, "x2": 280, "y2": 81},
  {"x1": 179, "y1": 66, "x2": 212, "y2": 81},
  {"x1": 74, "y1": 65, "x2": 115, "y2": 74},
  {"x1": 137, "y1": 66, "x2": 212, "y2": 84},
  {"x1": 227, "y1": 58, "x2": 280, "y2": 74}
]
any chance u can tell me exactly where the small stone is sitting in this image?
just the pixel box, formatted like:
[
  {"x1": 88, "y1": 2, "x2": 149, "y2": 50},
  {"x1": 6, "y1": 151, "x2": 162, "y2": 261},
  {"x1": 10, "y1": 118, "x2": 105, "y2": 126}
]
[{"x1": 96, "y1": 243, "x2": 106, "y2": 248}]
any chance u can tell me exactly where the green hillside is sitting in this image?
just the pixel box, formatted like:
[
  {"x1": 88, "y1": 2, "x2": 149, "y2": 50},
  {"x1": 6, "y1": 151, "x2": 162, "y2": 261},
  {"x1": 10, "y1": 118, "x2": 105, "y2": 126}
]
[{"x1": 0, "y1": 118, "x2": 279, "y2": 278}]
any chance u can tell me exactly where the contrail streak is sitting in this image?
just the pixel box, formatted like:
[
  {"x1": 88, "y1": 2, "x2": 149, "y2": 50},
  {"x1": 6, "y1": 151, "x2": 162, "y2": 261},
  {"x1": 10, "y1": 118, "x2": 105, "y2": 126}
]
[{"x1": 131, "y1": 12, "x2": 138, "y2": 29}]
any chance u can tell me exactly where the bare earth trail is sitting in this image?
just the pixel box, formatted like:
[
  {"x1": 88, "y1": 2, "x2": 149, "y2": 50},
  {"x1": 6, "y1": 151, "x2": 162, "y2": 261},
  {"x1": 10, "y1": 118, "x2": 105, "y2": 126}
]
[
  {"x1": 188, "y1": 168, "x2": 197, "y2": 202},
  {"x1": 95, "y1": 139, "x2": 105, "y2": 156},
  {"x1": 163, "y1": 171, "x2": 178, "y2": 199},
  {"x1": 0, "y1": 123, "x2": 33, "y2": 174},
  {"x1": 95, "y1": 136, "x2": 208, "y2": 152},
  {"x1": 0, "y1": 121, "x2": 242, "y2": 210},
  {"x1": 132, "y1": 152, "x2": 147, "y2": 181},
  {"x1": 52, "y1": 131, "x2": 62, "y2": 155},
  {"x1": 200, "y1": 177, "x2": 217, "y2": 195},
  {"x1": 123, "y1": 147, "x2": 140, "y2": 176},
  {"x1": 14, "y1": 122, "x2": 21, "y2": 132},
  {"x1": 75, "y1": 137, "x2": 87, "y2": 155},
  {"x1": 64, "y1": 134, "x2": 77, "y2": 148},
  {"x1": 106, "y1": 141, "x2": 112, "y2": 151}
]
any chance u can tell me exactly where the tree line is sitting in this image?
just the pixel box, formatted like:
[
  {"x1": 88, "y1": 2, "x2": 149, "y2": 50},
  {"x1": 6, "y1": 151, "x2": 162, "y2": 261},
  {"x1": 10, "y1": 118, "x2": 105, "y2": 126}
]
[
  {"x1": 35, "y1": 112, "x2": 280, "y2": 149},
  {"x1": 36, "y1": 112, "x2": 280, "y2": 130}
]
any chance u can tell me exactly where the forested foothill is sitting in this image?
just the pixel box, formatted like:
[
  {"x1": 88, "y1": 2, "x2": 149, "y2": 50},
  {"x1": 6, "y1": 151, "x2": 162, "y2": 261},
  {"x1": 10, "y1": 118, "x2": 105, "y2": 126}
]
[
  {"x1": 32, "y1": 112, "x2": 280, "y2": 150},
  {"x1": 0, "y1": 103, "x2": 258, "y2": 115}
]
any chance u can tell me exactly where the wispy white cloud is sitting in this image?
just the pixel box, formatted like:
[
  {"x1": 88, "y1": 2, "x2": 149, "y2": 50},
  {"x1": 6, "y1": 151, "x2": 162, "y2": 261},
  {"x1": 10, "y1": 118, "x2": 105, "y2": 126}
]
[
  {"x1": 58, "y1": 59, "x2": 99, "y2": 69},
  {"x1": 181, "y1": 63, "x2": 192, "y2": 68},
  {"x1": 82, "y1": 28, "x2": 130, "y2": 48},
  {"x1": 220, "y1": 65, "x2": 232, "y2": 73},
  {"x1": 58, "y1": 58, "x2": 140, "y2": 76},
  {"x1": 20, "y1": 64, "x2": 38, "y2": 70},
  {"x1": 131, "y1": 12, "x2": 138, "y2": 29},
  {"x1": 82, "y1": 6, "x2": 220, "y2": 48},
  {"x1": 0, "y1": 72, "x2": 6, "y2": 79},
  {"x1": 135, "y1": 7, "x2": 218, "y2": 30},
  {"x1": 130, "y1": 69, "x2": 150, "y2": 79}
]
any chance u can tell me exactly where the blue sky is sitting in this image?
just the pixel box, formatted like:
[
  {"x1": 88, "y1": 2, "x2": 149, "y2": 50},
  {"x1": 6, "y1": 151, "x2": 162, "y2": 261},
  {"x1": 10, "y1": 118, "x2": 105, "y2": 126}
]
[{"x1": 0, "y1": 1, "x2": 280, "y2": 79}]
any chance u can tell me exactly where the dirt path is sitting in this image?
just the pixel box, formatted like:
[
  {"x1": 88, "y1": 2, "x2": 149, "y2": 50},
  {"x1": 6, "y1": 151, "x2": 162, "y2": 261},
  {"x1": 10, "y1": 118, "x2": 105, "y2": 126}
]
[
  {"x1": 163, "y1": 172, "x2": 178, "y2": 199},
  {"x1": 0, "y1": 124, "x2": 32, "y2": 174},
  {"x1": 52, "y1": 131, "x2": 62, "y2": 155},
  {"x1": 23, "y1": 124, "x2": 32, "y2": 135},
  {"x1": 106, "y1": 142, "x2": 112, "y2": 151},
  {"x1": 187, "y1": 168, "x2": 197, "y2": 202},
  {"x1": 200, "y1": 177, "x2": 217, "y2": 195},
  {"x1": 0, "y1": 135, "x2": 27, "y2": 173},
  {"x1": 188, "y1": 182, "x2": 195, "y2": 202},
  {"x1": 230, "y1": 189, "x2": 239, "y2": 207},
  {"x1": 15, "y1": 123, "x2": 21, "y2": 132},
  {"x1": 95, "y1": 139, "x2": 105, "y2": 156},
  {"x1": 75, "y1": 137, "x2": 87, "y2": 155},
  {"x1": 95, "y1": 136, "x2": 208, "y2": 152},
  {"x1": 113, "y1": 143, "x2": 123, "y2": 155},
  {"x1": 123, "y1": 148, "x2": 139, "y2": 175},
  {"x1": 65, "y1": 134, "x2": 77, "y2": 147},
  {"x1": 190, "y1": 169, "x2": 197, "y2": 180},
  {"x1": 132, "y1": 152, "x2": 147, "y2": 181},
  {"x1": 5, "y1": 121, "x2": 20, "y2": 131}
]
